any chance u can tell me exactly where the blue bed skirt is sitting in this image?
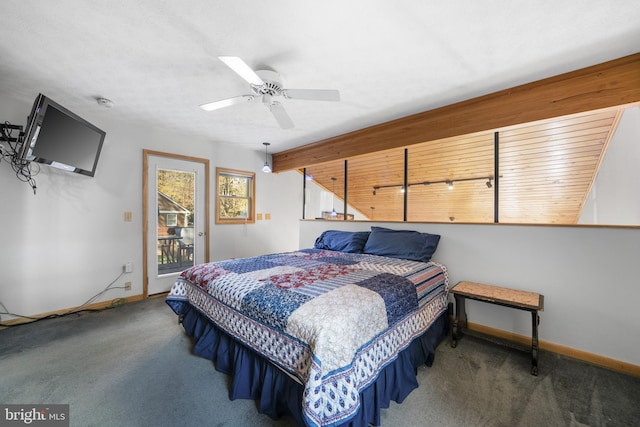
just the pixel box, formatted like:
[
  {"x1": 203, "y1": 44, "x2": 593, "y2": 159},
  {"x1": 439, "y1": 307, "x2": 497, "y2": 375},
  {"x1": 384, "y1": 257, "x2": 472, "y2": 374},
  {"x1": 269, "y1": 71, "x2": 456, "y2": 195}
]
[{"x1": 168, "y1": 300, "x2": 449, "y2": 427}]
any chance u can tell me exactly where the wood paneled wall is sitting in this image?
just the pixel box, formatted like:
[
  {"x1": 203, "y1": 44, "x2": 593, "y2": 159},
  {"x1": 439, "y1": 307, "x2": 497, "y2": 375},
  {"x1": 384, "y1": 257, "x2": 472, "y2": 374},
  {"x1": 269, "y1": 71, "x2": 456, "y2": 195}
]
[{"x1": 302, "y1": 108, "x2": 621, "y2": 224}]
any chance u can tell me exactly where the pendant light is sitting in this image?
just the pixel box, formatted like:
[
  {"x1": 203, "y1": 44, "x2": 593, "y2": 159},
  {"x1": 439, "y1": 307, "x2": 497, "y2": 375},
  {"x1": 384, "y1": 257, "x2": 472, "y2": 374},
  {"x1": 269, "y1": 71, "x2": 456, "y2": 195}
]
[
  {"x1": 330, "y1": 177, "x2": 337, "y2": 217},
  {"x1": 262, "y1": 142, "x2": 272, "y2": 173}
]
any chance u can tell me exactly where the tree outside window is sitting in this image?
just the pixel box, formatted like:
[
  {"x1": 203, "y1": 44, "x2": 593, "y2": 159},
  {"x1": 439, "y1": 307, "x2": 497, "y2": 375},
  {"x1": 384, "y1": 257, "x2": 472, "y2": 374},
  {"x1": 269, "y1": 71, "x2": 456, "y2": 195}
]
[{"x1": 216, "y1": 167, "x2": 255, "y2": 224}]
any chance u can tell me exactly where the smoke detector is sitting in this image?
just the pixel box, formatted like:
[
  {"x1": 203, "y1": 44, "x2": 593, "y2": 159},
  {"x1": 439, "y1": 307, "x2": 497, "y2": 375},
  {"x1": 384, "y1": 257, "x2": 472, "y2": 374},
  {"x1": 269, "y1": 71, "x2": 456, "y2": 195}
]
[{"x1": 97, "y1": 97, "x2": 114, "y2": 108}]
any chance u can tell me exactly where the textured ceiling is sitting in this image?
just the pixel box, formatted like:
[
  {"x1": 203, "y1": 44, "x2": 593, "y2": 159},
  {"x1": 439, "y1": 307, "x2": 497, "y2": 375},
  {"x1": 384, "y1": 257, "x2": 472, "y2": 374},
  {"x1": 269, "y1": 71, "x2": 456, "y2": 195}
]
[{"x1": 1, "y1": 1, "x2": 639, "y2": 156}]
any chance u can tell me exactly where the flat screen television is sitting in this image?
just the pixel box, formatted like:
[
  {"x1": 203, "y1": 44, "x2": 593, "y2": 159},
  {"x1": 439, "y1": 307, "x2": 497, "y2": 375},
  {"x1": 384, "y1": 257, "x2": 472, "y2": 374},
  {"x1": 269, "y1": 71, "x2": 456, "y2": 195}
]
[{"x1": 21, "y1": 93, "x2": 106, "y2": 177}]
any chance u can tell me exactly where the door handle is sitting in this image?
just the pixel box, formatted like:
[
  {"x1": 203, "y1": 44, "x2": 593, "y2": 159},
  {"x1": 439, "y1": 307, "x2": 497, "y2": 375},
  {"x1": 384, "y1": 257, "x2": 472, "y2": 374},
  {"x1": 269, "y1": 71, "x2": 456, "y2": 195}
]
[{"x1": 198, "y1": 232, "x2": 205, "y2": 236}]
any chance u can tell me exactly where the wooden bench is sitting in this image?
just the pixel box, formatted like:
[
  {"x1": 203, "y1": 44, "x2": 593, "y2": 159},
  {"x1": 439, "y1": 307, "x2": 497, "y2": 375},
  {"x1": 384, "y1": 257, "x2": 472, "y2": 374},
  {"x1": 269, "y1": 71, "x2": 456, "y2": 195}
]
[{"x1": 450, "y1": 281, "x2": 544, "y2": 375}]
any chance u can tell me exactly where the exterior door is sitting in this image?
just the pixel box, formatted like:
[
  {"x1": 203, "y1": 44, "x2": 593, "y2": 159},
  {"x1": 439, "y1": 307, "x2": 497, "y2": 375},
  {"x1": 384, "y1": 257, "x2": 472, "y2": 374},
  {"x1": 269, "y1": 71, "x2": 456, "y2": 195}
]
[{"x1": 144, "y1": 150, "x2": 209, "y2": 296}]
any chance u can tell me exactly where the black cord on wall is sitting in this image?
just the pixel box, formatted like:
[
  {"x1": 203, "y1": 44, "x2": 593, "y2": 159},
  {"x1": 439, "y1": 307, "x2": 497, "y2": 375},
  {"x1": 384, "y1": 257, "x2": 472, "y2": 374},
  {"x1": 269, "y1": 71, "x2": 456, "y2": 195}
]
[
  {"x1": 0, "y1": 121, "x2": 38, "y2": 193},
  {"x1": 0, "y1": 271, "x2": 128, "y2": 328}
]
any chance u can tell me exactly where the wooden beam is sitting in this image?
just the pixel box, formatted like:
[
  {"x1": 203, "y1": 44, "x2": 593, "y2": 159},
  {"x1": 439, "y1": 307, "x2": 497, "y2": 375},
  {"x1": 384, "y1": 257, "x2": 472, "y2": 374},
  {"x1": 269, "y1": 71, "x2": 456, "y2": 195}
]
[{"x1": 272, "y1": 53, "x2": 640, "y2": 172}]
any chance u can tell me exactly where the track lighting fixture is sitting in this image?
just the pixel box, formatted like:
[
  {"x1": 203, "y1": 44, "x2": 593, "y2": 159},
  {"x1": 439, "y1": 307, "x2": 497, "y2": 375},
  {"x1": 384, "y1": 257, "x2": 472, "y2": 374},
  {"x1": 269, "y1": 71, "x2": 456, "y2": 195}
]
[
  {"x1": 372, "y1": 175, "x2": 495, "y2": 194},
  {"x1": 262, "y1": 142, "x2": 271, "y2": 173}
]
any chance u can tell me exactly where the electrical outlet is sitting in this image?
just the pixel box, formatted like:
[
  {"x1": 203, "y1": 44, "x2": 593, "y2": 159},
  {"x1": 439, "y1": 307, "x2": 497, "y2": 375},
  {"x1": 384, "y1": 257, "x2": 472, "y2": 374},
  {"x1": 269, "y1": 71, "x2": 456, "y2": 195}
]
[{"x1": 124, "y1": 282, "x2": 132, "y2": 291}]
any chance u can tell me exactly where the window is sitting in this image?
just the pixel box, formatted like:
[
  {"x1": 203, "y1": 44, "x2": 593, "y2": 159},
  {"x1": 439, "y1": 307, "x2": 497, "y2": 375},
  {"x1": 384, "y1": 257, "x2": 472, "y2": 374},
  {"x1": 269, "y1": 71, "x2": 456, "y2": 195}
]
[
  {"x1": 216, "y1": 167, "x2": 255, "y2": 224},
  {"x1": 166, "y1": 213, "x2": 178, "y2": 227}
]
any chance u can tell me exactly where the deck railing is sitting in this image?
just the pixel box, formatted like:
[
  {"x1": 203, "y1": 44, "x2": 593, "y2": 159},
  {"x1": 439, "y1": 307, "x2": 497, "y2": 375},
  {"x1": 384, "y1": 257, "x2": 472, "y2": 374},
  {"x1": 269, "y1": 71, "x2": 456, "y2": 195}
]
[{"x1": 157, "y1": 232, "x2": 194, "y2": 274}]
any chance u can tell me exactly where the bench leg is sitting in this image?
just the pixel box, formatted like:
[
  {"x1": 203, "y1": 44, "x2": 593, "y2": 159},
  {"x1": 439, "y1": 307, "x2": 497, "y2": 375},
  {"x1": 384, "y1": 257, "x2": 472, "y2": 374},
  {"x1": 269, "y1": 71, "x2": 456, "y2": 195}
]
[
  {"x1": 531, "y1": 310, "x2": 540, "y2": 375},
  {"x1": 451, "y1": 294, "x2": 467, "y2": 348}
]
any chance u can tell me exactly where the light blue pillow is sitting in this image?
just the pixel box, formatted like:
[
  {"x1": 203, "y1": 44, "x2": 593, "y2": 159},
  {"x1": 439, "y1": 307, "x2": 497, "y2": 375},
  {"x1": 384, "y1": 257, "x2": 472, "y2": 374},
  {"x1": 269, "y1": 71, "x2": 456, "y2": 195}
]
[
  {"x1": 314, "y1": 230, "x2": 370, "y2": 253},
  {"x1": 363, "y1": 226, "x2": 440, "y2": 262}
]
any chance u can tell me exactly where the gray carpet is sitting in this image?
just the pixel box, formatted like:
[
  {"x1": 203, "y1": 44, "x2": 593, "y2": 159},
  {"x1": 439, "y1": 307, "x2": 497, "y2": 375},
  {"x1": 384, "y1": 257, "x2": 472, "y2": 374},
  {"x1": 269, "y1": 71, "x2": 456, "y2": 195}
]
[{"x1": 1, "y1": 297, "x2": 638, "y2": 427}]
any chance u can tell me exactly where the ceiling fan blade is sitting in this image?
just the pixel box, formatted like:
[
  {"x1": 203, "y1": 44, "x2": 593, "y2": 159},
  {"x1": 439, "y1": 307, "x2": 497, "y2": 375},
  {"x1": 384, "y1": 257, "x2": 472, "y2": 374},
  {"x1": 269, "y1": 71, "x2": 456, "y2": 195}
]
[
  {"x1": 218, "y1": 56, "x2": 264, "y2": 86},
  {"x1": 268, "y1": 101, "x2": 295, "y2": 129},
  {"x1": 283, "y1": 89, "x2": 340, "y2": 102},
  {"x1": 199, "y1": 95, "x2": 255, "y2": 111}
]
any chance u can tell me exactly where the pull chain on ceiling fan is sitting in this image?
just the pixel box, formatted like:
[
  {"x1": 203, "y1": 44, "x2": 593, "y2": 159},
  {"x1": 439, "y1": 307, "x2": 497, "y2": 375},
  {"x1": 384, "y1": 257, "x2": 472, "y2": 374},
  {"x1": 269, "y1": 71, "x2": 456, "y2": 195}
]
[{"x1": 200, "y1": 56, "x2": 340, "y2": 129}]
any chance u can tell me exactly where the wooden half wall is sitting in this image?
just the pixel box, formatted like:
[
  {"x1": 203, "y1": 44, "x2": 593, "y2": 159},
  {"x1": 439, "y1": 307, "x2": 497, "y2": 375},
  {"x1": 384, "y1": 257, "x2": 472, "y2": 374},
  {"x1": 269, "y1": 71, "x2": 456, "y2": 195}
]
[{"x1": 272, "y1": 53, "x2": 640, "y2": 172}]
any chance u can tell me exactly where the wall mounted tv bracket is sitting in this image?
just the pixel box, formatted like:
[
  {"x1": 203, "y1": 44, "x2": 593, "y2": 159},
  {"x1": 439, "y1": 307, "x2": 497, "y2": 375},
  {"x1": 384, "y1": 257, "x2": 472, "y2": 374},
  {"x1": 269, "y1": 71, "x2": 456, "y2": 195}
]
[
  {"x1": 0, "y1": 123, "x2": 24, "y2": 145},
  {"x1": 0, "y1": 122, "x2": 38, "y2": 194}
]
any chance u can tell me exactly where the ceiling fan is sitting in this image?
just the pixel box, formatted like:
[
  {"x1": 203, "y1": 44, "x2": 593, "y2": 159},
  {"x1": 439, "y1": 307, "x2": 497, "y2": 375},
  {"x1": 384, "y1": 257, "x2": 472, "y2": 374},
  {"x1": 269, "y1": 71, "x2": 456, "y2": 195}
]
[{"x1": 199, "y1": 56, "x2": 340, "y2": 129}]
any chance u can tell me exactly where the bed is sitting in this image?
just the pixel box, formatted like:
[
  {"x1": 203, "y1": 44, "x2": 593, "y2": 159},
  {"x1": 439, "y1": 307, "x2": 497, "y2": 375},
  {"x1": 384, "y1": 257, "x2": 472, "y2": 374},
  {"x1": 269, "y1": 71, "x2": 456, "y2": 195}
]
[{"x1": 166, "y1": 227, "x2": 449, "y2": 427}]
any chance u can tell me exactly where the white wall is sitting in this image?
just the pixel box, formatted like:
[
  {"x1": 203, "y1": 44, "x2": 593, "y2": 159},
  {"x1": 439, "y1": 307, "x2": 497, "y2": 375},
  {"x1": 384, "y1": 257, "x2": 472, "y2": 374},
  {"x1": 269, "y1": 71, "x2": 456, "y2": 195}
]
[
  {"x1": 299, "y1": 220, "x2": 640, "y2": 367},
  {"x1": 0, "y1": 94, "x2": 301, "y2": 321},
  {"x1": 580, "y1": 106, "x2": 640, "y2": 225}
]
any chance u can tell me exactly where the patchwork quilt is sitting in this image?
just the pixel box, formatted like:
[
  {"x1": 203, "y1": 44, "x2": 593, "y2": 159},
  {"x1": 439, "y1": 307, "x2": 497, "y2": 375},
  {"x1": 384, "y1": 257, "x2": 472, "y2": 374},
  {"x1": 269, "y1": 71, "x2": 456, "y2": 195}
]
[{"x1": 166, "y1": 249, "x2": 448, "y2": 427}]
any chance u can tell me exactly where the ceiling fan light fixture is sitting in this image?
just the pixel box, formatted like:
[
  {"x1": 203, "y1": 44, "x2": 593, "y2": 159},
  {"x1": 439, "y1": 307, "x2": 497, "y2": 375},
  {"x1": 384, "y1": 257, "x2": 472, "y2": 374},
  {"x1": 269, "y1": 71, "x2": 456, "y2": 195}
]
[
  {"x1": 202, "y1": 56, "x2": 341, "y2": 130},
  {"x1": 262, "y1": 142, "x2": 272, "y2": 173}
]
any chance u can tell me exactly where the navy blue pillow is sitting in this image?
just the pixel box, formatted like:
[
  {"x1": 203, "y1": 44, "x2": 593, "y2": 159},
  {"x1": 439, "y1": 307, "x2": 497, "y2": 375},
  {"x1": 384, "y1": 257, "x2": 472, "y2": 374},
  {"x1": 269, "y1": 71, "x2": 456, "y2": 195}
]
[
  {"x1": 314, "y1": 230, "x2": 370, "y2": 253},
  {"x1": 363, "y1": 226, "x2": 440, "y2": 262}
]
